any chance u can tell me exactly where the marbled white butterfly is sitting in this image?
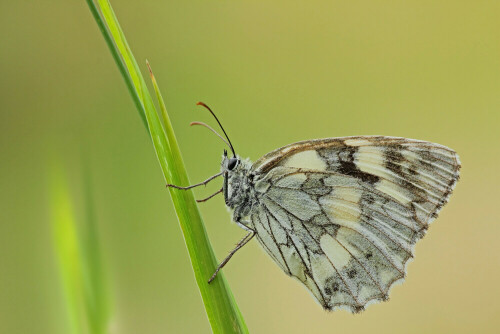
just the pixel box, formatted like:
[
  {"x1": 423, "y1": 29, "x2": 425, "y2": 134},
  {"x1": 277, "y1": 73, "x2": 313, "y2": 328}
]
[{"x1": 167, "y1": 102, "x2": 461, "y2": 312}]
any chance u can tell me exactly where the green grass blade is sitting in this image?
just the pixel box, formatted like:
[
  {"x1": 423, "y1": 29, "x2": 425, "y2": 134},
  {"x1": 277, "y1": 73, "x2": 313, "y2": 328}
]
[
  {"x1": 85, "y1": 0, "x2": 147, "y2": 129},
  {"x1": 87, "y1": 1, "x2": 249, "y2": 332},
  {"x1": 49, "y1": 162, "x2": 84, "y2": 334}
]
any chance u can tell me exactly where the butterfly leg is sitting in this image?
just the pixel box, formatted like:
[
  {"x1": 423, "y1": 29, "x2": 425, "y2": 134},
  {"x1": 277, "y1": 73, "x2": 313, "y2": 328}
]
[
  {"x1": 208, "y1": 228, "x2": 256, "y2": 283},
  {"x1": 165, "y1": 172, "x2": 223, "y2": 190},
  {"x1": 196, "y1": 188, "x2": 223, "y2": 203}
]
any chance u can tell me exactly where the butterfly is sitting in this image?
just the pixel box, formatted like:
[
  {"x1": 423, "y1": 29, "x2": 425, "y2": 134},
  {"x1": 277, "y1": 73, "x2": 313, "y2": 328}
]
[{"x1": 167, "y1": 102, "x2": 461, "y2": 313}]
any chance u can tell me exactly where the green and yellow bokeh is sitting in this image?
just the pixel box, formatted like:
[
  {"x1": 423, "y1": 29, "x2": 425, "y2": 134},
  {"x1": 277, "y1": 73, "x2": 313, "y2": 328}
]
[{"x1": 1, "y1": 1, "x2": 499, "y2": 333}]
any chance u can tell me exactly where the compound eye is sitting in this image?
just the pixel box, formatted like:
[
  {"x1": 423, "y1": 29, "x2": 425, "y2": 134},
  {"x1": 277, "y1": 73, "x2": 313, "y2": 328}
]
[{"x1": 227, "y1": 158, "x2": 239, "y2": 171}]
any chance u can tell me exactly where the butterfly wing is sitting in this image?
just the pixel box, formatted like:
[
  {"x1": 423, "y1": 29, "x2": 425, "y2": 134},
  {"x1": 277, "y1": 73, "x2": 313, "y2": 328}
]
[{"x1": 249, "y1": 136, "x2": 460, "y2": 312}]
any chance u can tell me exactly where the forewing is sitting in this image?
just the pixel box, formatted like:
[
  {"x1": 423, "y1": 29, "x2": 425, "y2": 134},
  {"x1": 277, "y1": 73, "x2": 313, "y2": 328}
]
[
  {"x1": 250, "y1": 138, "x2": 460, "y2": 312},
  {"x1": 252, "y1": 136, "x2": 461, "y2": 227}
]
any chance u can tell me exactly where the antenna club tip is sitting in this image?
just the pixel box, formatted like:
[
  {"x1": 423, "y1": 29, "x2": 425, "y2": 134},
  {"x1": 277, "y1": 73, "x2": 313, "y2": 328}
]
[{"x1": 196, "y1": 101, "x2": 214, "y2": 113}]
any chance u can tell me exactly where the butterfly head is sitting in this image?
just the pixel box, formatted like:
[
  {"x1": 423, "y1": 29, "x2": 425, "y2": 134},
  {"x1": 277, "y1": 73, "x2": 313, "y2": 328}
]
[{"x1": 192, "y1": 102, "x2": 253, "y2": 209}]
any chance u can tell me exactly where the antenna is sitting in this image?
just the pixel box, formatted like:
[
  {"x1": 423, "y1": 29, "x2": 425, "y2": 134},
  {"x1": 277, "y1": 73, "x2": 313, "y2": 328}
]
[
  {"x1": 190, "y1": 121, "x2": 231, "y2": 148},
  {"x1": 196, "y1": 102, "x2": 236, "y2": 157}
]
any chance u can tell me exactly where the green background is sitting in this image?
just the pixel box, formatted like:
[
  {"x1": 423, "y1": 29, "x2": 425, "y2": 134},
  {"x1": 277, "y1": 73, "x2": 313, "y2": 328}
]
[{"x1": 1, "y1": 1, "x2": 499, "y2": 333}]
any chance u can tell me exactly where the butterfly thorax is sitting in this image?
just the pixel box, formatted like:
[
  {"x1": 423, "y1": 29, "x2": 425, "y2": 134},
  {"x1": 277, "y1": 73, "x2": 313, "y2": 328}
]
[{"x1": 221, "y1": 156, "x2": 259, "y2": 225}]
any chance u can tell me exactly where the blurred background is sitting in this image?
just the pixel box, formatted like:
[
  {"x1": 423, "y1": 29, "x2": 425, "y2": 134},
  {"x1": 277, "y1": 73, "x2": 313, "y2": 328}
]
[{"x1": 1, "y1": 1, "x2": 499, "y2": 333}]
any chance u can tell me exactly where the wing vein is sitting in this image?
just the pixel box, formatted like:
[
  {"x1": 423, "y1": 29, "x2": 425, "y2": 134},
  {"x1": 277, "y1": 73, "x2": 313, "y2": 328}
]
[
  {"x1": 322, "y1": 195, "x2": 415, "y2": 254},
  {"x1": 261, "y1": 205, "x2": 330, "y2": 307},
  {"x1": 300, "y1": 221, "x2": 362, "y2": 308},
  {"x1": 332, "y1": 232, "x2": 386, "y2": 296},
  {"x1": 263, "y1": 196, "x2": 362, "y2": 308},
  {"x1": 264, "y1": 193, "x2": 406, "y2": 276},
  {"x1": 264, "y1": 208, "x2": 293, "y2": 275}
]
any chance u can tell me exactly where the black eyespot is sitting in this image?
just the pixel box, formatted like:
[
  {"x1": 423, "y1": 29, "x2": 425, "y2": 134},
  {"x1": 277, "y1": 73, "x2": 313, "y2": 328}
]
[{"x1": 227, "y1": 158, "x2": 238, "y2": 171}]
